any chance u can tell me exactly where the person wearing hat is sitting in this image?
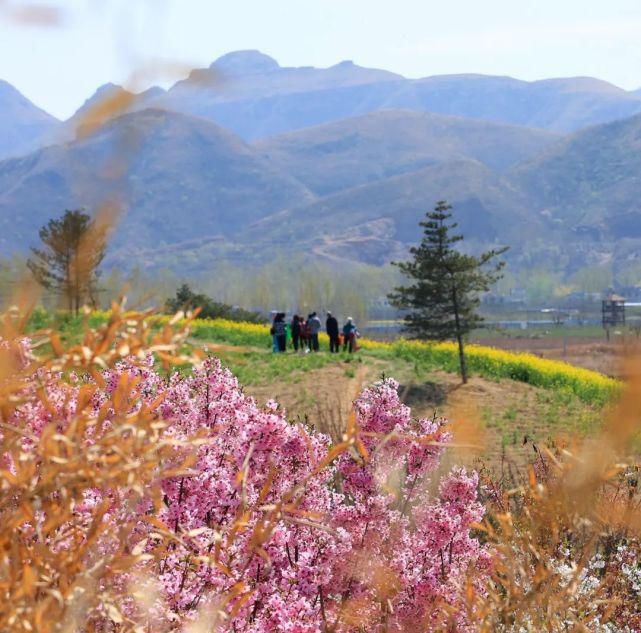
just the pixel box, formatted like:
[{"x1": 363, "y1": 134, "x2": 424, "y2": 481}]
[{"x1": 326, "y1": 311, "x2": 340, "y2": 353}]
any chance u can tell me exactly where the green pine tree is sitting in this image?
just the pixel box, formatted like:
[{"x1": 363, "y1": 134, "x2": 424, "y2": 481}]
[{"x1": 388, "y1": 201, "x2": 508, "y2": 383}]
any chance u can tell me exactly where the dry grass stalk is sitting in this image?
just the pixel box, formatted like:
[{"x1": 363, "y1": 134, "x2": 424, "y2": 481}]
[
  {"x1": 0, "y1": 301, "x2": 204, "y2": 632},
  {"x1": 467, "y1": 354, "x2": 641, "y2": 631},
  {"x1": 0, "y1": 302, "x2": 379, "y2": 631}
]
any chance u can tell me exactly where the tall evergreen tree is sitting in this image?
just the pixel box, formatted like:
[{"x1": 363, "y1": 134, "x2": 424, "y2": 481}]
[
  {"x1": 388, "y1": 201, "x2": 508, "y2": 383},
  {"x1": 27, "y1": 209, "x2": 107, "y2": 315}
]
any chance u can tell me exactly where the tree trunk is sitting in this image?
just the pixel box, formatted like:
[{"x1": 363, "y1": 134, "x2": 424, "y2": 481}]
[
  {"x1": 75, "y1": 265, "x2": 80, "y2": 316},
  {"x1": 66, "y1": 256, "x2": 73, "y2": 313},
  {"x1": 451, "y1": 288, "x2": 468, "y2": 384},
  {"x1": 74, "y1": 250, "x2": 80, "y2": 316},
  {"x1": 455, "y1": 331, "x2": 468, "y2": 384}
]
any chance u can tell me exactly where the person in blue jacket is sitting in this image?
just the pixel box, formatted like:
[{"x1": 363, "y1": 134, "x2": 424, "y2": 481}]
[
  {"x1": 307, "y1": 312, "x2": 322, "y2": 352},
  {"x1": 271, "y1": 312, "x2": 287, "y2": 352},
  {"x1": 342, "y1": 317, "x2": 358, "y2": 353}
]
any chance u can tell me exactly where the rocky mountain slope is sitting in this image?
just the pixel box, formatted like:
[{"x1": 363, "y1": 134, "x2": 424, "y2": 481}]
[{"x1": 512, "y1": 112, "x2": 641, "y2": 241}]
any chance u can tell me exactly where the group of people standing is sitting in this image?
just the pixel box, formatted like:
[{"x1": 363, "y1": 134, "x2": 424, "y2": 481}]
[
  {"x1": 270, "y1": 311, "x2": 359, "y2": 354},
  {"x1": 323, "y1": 312, "x2": 359, "y2": 353}
]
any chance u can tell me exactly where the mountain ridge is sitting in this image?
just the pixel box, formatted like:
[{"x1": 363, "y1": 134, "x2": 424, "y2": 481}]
[
  {"x1": 2, "y1": 54, "x2": 641, "y2": 278},
  {"x1": 0, "y1": 80, "x2": 59, "y2": 160},
  {"x1": 253, "y1": 109, "x2": 561, "y2": 195},
  {"x1": 147, "y1": 53, "x2": 641, "y2": 138},
  {"x1": 0, "y1": 108, "x2": 314, "y2": 257},
  {"x1": 52, "y1": 53, "x2": 641, "y2": 142},
  {"x1": 3, "y1": 53, "x2": 641, "y2": 158}
]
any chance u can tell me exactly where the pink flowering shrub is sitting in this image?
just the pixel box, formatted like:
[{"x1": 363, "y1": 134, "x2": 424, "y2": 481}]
[
  {"x1": 149, "y1": 360, "x2": 488, "y2": 631},
  {"x1": 4, "y1": 341, "x2": 488, "y2": 631}
]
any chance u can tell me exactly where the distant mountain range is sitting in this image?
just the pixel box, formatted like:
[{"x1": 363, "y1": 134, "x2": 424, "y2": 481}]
[
  {"x1": 4, "y1": 50, "x2": 641, "y2": 157},
  {"x1": 1, "y1": 51, "x2": 640, "y2": 278},
  {"x1": 143, "y1": 51, "x2": 641, "y2": 139},
  {"x1": 254, "y1": 110, "x2": 561, "y2": 195},
  {"x1": 0, "y1": 80, "x2": 59, "y2": 160},
  {"x1": 0, "y1": 109, "x2": 312, "y2": 260}
]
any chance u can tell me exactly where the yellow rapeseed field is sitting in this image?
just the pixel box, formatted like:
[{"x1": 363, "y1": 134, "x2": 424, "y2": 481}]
[
  {"x1": 88, "y1": 313, "x2": 619, "y2": 405},
  {"x1": 383, "y1": 339, "x2": 619, "y2": 404}
]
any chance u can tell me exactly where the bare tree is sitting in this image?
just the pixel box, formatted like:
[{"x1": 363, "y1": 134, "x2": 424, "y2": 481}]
[{"x1": 27, "y1": 209, "x2": 107, "y2": 314}]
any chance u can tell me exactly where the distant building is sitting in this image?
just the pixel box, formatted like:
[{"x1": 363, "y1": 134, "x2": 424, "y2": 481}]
[{"x1": 602, "y1": 293, "x2": 626, "y2": 330}]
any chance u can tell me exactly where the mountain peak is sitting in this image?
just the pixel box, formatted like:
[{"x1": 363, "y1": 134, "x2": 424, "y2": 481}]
[
  {"x1": 211, "y1": 50, "x2": 280, "y2": 75},
  {"x1": 0, "y1": 78, "x2": 16, "y2": 94},
  {"x1": 76, "y1": 83, "x2": 131, "y2": 110},
  {"x1": 0, "y1": 79, "x2": 55, "y2": 114},
  {"x1": 96, "y1": 81, "x2": 121, "y2": 91},
  {"x1": 0, "y1": 79, "x2": 58, "y2": 159}
]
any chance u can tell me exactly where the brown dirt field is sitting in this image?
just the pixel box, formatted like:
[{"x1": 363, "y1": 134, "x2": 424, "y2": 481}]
[
  {"x1": 247, "y1": 363, "x2": 372, "y2": 440},
  {"x1": 243, "y1": 362, "x2": 602, "y2": 475},
  {"x1": 477, "y1": 336, "x2": 635, "y2": 379},
  {"x1": 396, "y1": 371, "x2": 600, "y2": 474}
]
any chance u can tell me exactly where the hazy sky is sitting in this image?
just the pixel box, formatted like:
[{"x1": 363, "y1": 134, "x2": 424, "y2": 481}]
[{"x1": 1, "y1": 0, "x2": 640, "y2": 119}]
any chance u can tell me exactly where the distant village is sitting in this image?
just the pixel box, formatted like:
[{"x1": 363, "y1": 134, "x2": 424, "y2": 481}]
[
  {"x1": 366, "y1": 285, "x2": 641, "y2": 337},
  {"x1": 480, "y1": 285, "x2": 641, "y2": 330}
]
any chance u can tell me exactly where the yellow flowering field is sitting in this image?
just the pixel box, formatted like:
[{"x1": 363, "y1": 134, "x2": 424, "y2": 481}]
[
  {"x1": 186, "y1": 319, "x2": 619, "y2": 405},
  {"x1": 58, "y1": 313, "x2": 619, "y2": 405},
  {"x1": 385, "y1": 339, "x2": 619, "y2": 405},
  {"x1": 178, "y1": 317, "x2": 619, "y2": 404}
]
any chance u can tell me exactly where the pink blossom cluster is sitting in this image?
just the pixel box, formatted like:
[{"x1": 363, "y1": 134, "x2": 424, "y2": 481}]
[{"x1": 7, "y1": 349, "x2": 489, "y2": 631}]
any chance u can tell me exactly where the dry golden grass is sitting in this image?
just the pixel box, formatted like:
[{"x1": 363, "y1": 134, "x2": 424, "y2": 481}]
[
  {"x1": 0, "y1": 298, "x2": 206, "y2": 632},
  {"x1": 0, "y1": 299, "x2": 374, "y2": 631},
  {"x1": 466, "y1": 355, "x2": 641, "y2": 631}
]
